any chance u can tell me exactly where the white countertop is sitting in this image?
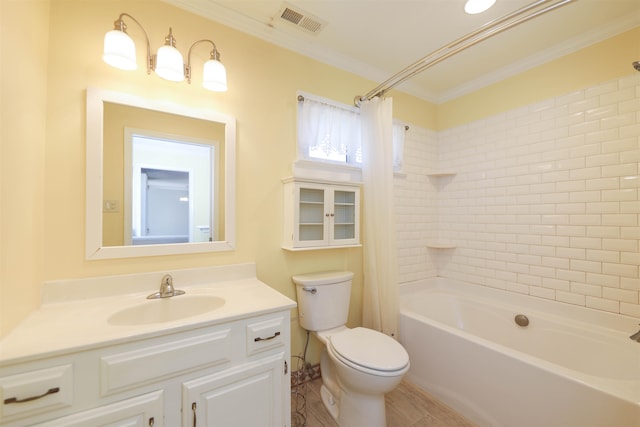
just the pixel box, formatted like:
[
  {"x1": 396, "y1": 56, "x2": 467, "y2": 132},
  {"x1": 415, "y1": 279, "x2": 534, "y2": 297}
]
[{"x1": 0, "y1": 263, "x2": 296, "y2": 365}]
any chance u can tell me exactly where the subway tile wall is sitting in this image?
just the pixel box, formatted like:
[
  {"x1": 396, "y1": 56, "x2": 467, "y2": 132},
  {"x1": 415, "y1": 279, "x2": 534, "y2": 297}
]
[
  {"x1": 395, "y1": 125, "x2": 439, "y2": 283},
  {"x1": 395, "y1": 74, "x2": 640, "y2": 319}
]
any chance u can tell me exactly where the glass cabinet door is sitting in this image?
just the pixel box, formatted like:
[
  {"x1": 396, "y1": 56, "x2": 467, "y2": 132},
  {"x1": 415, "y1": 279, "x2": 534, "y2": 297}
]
[
  {"x1": 298, "y1": 187, "x2": 325, "y2": 242},
  {"x1": 331, "y1": 190, "x2": 356, "y2": 243}
]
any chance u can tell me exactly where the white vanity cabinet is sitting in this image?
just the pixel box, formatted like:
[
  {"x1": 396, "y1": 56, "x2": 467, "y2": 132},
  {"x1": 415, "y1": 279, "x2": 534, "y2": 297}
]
[
  {"x1": 0, "y1": 310, "x2": 291, "y2": 427},
  {"x1": 35, "y1": 391, "x2": 164, "y2": 427},
  {"x1": 183, "y1": 353, "x2": 285, "y2": 426},
  {"x1": 282, "y1": 178, "x2": 361, "y2": 250}
]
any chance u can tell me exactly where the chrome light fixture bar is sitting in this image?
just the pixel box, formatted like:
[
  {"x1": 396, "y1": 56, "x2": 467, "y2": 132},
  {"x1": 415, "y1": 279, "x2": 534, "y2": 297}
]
[
  {"x1": 103, "y1": 13, "x2": 227, "y2": 92},
  {"x1": 356, "y1": 0, "x2": 576, "y2": 104}
]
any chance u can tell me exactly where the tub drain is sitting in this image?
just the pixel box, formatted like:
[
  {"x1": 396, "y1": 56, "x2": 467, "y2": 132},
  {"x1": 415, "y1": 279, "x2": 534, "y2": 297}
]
[{"x1": 514, "y1": 314, "x2": 529, "y2": 327}]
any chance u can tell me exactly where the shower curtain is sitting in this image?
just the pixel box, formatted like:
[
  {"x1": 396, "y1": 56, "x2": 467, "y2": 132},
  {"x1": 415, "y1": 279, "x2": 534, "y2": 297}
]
[{"x1": 360, "y1": 97, "x2": 399, "y2": 338}]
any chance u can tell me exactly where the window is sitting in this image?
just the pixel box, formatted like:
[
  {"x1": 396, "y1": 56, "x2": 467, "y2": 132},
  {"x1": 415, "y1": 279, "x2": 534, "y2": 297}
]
[{"x1": 297, "y1": 92, "x2": 405, "y2": 172}]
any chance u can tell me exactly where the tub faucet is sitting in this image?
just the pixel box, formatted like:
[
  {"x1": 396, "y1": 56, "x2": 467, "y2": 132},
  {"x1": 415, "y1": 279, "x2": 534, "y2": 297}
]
[
  {"x1": 631, "y1": 325, "x2": 640, "y2": 342},
  {"x1": 147, "y1": 274, "x2": 186, "y2": 299}
]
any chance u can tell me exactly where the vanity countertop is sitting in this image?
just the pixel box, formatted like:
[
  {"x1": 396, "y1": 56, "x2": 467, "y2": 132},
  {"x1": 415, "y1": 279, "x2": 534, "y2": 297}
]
[{"x1": 0, "y1": 263, "x2": 296, "y2": 365}]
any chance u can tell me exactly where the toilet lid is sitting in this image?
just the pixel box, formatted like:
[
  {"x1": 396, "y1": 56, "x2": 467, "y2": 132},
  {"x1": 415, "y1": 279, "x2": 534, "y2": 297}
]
[{"x1": 329, "y1": 327, "x2": 409, "y2": 372}]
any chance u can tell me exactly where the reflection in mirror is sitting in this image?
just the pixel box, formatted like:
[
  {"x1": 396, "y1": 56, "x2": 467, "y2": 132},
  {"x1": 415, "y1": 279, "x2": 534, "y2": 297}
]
[
  {"x1": 127, "y1": 135, "x2": 215, "y2": 246},
  {"x1": 86, "y1": 87, "x2": 236, "y2": 259}
]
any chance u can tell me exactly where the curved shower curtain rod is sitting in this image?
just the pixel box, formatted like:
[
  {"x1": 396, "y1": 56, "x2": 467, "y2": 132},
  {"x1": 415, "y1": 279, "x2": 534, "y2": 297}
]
[{"x1": 355, "y1": 0, "x2": 577, "y2": 106}]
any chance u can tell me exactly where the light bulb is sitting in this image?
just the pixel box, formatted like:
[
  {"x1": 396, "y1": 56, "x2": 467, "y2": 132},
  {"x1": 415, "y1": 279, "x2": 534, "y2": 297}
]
[
  {"x1": 155, "y1": 45, "x2": 185, "y2": 82},
  {"x1": 154, "y1": 28, "x2": 185, "y2": 82},
  {"x1": 202, "y1": 59, "x2": 227, "y2": 92},
  {"x1": 103, "y1": 29, "x2": 137, "y2": 70}
]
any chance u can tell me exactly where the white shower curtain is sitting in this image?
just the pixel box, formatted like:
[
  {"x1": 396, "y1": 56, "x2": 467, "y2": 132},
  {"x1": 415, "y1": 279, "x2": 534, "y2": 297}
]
[{"x1": 360, "y1": 97, "x2": 399, "y2": 338}]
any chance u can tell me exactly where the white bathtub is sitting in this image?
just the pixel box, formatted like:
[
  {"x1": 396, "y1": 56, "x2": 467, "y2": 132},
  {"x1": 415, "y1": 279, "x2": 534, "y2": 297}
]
[{"x1": 399, "y1": 277, "x2": 640, "y2": 427}]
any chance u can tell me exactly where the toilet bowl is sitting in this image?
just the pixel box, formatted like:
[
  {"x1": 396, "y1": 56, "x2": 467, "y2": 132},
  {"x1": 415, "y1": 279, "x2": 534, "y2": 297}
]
[
  {"x1": 317, "y1": 327, "x2": 409, "y2": 426},
  {"x1": 293, "y1": 271, "x2": 410, "y2": 427}
]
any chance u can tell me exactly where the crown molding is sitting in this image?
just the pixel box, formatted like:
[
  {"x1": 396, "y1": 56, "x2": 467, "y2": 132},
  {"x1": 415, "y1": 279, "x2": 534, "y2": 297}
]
[
  {"x1": 436, "y1": 13, "x2": 640, "y2": 103},
  {"x1": 163, "y1": 1, "x2": 639, "y2": 105}
]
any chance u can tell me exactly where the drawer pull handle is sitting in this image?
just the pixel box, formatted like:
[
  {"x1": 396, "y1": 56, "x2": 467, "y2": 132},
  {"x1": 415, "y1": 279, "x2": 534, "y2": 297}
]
[
  {"x1": 254, "y1": 331, "x2": 281, "y2": 342},
  {"x1": 4, "y1": 387, "x2": 60, "y2": 404}
]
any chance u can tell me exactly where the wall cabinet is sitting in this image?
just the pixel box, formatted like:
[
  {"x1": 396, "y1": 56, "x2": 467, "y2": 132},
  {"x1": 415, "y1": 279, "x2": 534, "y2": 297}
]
[
  {"x1": 0, "y1": 311, "x2": 290, "y2": 427},
  {"x1": 282, "y1": 178, "x2": 361, "y2": 250}
]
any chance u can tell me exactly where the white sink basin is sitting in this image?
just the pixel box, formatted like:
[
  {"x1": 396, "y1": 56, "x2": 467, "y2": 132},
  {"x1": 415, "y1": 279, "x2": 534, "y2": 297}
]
[{"x1": 108, "y1": 295, "x2": 225, "y2": 326}]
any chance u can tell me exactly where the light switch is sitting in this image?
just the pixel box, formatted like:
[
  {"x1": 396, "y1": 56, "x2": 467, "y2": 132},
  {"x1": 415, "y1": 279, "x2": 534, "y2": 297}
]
[{"x1": 103, "y1": 200, "x2": 120, "y2": 212}]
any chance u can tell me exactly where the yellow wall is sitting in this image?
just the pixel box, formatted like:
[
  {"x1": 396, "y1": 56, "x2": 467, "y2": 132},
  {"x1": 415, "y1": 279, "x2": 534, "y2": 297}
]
[
  {"x1": 1, "y1": 0, "x2": 637, "y2": 364},
  {"x1": 0, "y1": 0, "x2": 49, "y2": 335},
  {"x1": 437, "y1": 27, "x2": 640, "y2": 130},
  {"x1": 0, "y1": 0, "x2": 434, "y2": 364}
]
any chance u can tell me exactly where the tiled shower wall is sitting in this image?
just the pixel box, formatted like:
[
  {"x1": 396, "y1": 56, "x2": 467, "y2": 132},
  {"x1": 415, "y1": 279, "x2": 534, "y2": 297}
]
[
  {"x1": 395, "y1": 125, "x2": 439, "y2": 283},
  {"x1": 395, "y1": 74, "x2": 640, "y2": 318}
]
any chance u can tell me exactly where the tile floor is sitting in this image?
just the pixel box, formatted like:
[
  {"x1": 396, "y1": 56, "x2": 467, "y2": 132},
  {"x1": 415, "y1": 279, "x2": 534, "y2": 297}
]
[{"x1": 292, "y1": 377, "x2": 477, "y2": 427}]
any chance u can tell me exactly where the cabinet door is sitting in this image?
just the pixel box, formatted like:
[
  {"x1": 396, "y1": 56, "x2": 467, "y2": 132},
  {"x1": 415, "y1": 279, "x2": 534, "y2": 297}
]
[
  {"x1": 294, "y1": 184, "x2": 329, "y2": 247},
  {"x1": 329, "y1": 187, "x2": 359, "y2": 246},
  {"x1": 35, "y1": 390, "x2": 163, "y2": 427},
  {"x1": 183, "y1": 354, "x2": 285, "y2": 427}
]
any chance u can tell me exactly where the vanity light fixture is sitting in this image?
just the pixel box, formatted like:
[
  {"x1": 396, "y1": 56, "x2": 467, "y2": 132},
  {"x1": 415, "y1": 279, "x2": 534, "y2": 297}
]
[
  {"x1": 464, "y1": 0, "x2": 497, "y2": 14},
  {"x1": 103, "y1": 13, "x2": 227, "y2": 92}
]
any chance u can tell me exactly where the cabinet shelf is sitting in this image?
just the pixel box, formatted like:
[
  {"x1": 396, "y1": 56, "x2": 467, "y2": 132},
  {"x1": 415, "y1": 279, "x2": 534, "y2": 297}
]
[
  {"x1": 282, "y1": 244, "x2": 362, "y2": 252},
  {"x1": 426, "y1": 171, "x2": 457, "y2": 177}
]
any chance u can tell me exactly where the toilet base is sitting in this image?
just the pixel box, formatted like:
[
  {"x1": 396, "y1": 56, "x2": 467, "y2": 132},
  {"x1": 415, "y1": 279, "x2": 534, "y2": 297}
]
[
  {"x1": 320, "y1": 382, "x2": 387, "y2": 427},
  {"x1": 320, "y1": 384, "x2": 339, "y2": 420}
]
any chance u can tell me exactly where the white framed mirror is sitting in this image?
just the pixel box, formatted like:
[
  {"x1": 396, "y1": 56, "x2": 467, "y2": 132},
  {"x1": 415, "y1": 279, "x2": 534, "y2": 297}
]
[{"x1": 86, "y1": 87, "x2": 236, "y2": 259}]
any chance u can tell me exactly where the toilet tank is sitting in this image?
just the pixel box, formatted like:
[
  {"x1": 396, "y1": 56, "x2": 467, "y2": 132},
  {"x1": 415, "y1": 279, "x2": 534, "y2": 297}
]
[{"x1": 292, "y1": 271, "x2": 354, "y2": 331}]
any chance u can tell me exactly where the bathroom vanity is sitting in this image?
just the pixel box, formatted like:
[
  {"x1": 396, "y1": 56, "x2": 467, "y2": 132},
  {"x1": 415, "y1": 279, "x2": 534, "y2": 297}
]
[{"x1": 0, "y1": 264, "x2": 295, "y2": 426}]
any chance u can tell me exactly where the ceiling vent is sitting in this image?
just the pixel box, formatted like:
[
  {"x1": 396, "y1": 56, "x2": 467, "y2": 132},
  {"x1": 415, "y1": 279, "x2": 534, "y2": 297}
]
[{"x1": 277, "y1": 3, "x2": 326, "y2": 35}]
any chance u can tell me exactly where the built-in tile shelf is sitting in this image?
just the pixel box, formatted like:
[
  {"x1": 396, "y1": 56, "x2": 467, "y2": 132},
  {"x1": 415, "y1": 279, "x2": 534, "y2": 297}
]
[
  {"x1": 426, "y1": 171, "x2": 457, "y2": 177},
  {"x1": 426, "y1": 240, "x2": 456, "y2": 249}
]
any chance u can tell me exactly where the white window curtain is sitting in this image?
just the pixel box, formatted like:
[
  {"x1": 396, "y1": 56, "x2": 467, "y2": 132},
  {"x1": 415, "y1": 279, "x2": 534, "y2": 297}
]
[
  {"x1": 298, "y1": 94, "x2": 405, "y2": 171},
  {"x1": 360, "y1": 97, "x2": 399, "y2": 338},
  {"x1": 392, "y1": 119, "x2": 405, "y2": 172},
  {"x1": 298, "y1": 95, "x2": 361, "y2": 165}
]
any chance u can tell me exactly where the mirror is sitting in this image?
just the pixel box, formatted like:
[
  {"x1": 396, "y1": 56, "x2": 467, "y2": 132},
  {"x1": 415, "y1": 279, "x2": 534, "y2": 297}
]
[{"x1": 86, "y1": 87, "x2": 236, "y2": 259}]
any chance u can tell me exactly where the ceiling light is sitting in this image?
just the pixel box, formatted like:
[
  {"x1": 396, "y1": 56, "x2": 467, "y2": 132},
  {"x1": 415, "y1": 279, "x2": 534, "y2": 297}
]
[
  {"x1": 103, "y1": 13, "x2": 227, "y2": 92},
  {"x1": 465, "y1": 0, "x2": 497, "y2": 14}
]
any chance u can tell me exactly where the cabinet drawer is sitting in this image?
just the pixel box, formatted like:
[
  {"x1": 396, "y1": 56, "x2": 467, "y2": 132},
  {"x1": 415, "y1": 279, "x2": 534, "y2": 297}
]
[
  {"x1": 101, "y1": 328, "x2": 232, "y2": 395},
  {"x1": 246, "y1": 315, "x2": 285, "y2": 356},
  {"x1": 36, "y1": 390, "x2": 163, "y2": 427},
  {"x1": 0, "y1": 364, "x2": 73, "y2": 421}
]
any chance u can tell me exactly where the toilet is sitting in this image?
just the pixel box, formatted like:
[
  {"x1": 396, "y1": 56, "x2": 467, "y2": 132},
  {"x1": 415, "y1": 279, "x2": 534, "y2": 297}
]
[{"x1": 293, "y1": 271, "x2": 409, "y2": 427}]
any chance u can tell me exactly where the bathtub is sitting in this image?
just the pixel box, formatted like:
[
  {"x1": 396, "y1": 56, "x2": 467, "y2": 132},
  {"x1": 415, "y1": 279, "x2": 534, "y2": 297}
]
[{"x1": 399, "y1": 277, "x2": 640, "y2": 427}]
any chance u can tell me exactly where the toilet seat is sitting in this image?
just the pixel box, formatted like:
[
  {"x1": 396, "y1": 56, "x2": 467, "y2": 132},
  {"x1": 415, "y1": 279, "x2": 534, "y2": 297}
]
[{"x1": 328, "y1": 327, "x2": 409, "y2": 375}]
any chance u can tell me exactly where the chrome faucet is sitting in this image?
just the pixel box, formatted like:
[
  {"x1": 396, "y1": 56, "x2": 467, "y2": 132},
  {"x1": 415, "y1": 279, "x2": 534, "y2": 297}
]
[
  {"x1": 147, "y1": 274, "x2": 186, "y2": 299},
  {"x1": 631, "y1": 325, "x2": 640, "y2": 342}
]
